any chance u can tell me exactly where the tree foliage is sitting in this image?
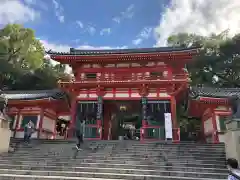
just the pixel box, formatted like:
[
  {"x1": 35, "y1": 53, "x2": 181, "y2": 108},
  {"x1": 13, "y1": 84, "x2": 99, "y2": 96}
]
[
  {"x1": 167, "y1": 30, "x2": 240, "y2": 88},
  {"x1": 167, "y1": 31, "x2": 240, "y2": 131},
  {"x1": 0, "y1": 24, "x2": 70, "y2": 90}
]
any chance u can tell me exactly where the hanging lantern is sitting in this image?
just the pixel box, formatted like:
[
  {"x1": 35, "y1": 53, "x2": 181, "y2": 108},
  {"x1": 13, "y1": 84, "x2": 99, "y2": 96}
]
[{"x1": 120, "y1": 105, "x2": 127, "y2": 111}]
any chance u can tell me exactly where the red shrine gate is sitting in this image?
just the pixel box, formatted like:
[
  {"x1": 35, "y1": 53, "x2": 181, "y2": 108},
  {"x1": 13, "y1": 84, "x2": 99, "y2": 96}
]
[{"x1": 49, "y1": 47, "x2": 198, "y2": 142}]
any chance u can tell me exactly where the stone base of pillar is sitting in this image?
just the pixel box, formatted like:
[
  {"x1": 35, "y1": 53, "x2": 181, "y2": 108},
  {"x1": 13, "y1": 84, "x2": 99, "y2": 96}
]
[{"x1": 0, "y1": 118, "x2": 11, "y2": 153}]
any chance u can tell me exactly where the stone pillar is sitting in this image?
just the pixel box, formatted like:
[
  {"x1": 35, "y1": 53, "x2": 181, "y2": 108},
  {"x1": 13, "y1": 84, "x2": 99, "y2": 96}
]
[
  {"x1": 0, "y1": 113, "x2": 11, "y2": 153},
  {"x1": 224, "y1": 119, "x2": 240, "y2": 163}
]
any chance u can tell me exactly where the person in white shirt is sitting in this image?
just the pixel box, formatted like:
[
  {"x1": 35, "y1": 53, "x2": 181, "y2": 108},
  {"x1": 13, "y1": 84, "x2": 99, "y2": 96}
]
[{"x1": 227, "y1": 158, "x2": 240, "y2": 180}]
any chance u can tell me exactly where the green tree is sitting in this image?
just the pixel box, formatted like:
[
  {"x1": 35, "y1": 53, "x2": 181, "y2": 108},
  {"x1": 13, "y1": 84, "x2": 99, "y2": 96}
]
[
  {"x1": 0, "y1": 24, "x2": 45, "y2": 89},
  {"x1": 167, "y1": 31, "x2": 240, "y2": 134},
  {"x1": 0, "y1": 24, "x2": 71, "y2": 90},
  {"x1": 167, "y1": 31, "x2": 240, "y2": 87}
]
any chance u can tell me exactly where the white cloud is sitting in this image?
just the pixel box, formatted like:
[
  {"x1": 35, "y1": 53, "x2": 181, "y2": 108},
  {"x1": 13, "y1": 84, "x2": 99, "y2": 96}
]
[
  {"x1": 24, "y1": 0, "x2": 48, "y2": 11},
  {"x1": 86, "y1": 26, "x2": 96, "y2": 35},
  {"x1": 41, "y1": 40, "x2": 127, "y2": 52},
  {"x1": 76, "y1": 21, "x2": 84, "y2": 29},
  {"x1": 113, "y1": 4, "x2": 135, "y2": 24},
  {"x1": 0, "y1": 0, "x2": 39, "y2": 25},
  {"x1": 155, "y1": 0, "x2": 240, "y2": 46},
  {"x1": 100, "y1": 28, "x2": 111, "y2": 36},
  {"x1": 140, "y1": 27, "x2": 153, "y2": 39},
  {"x1": 132, "y1": 27, "x2": 153, "y2": 45},
  {"x1": 132, "y1": 38, "x2": 143, "y2": 46},
  {"x1": 76, "y1": 21, "x2": 96, "y2": 36},
  {"x1": 41, "y1": 40, "x2": 127, "y2": 73},
  {"x1": 52, "y1": 0, "x2": 64, "y2": 23}
]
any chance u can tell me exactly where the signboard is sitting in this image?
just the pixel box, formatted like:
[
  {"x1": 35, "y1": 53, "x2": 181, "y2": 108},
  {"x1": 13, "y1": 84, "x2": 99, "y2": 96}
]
[
  {"x1": 164, "y1": 113, "x2": 173, "y2": 139},
  {"x1": 96, "y1": 96, "x2": 103, "y2": 120},
  {"x1": 141, "y1": 97, "x2": 147, "y2": 120}
]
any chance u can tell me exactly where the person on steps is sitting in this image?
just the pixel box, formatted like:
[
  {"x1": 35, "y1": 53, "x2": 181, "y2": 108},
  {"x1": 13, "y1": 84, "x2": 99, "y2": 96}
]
[
  {"x1": 75, "y1": 119, "x2": 85, "y2": 150},
  {"x1": 227, "y1": 158, "x2": 240, "y2": 180},
  {"x1": 23, "y1": 121, "x2": 35, "y2": 143}
]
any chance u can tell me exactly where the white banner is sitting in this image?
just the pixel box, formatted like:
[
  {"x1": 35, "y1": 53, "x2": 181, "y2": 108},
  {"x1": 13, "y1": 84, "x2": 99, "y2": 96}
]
[{"x1": 164, "y1": 113, "x2": 173, "y2": 139}]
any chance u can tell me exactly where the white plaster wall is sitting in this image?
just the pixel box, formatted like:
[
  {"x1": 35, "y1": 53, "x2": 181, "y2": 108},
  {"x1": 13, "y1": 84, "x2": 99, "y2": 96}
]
[
  {"x1": 148, "y1": 93, "x2": 157, "y2": 97},
  {"x1": 204, "y1": 117, "x2": 213, "y2": 134},
  {"x1": 159, "y1": 93, "x2": 170, "y2": 97},
  {"x1": 218, "y1": 134, "x2": 225, "y2": 143},
  {"x1": 216, "y1": 106, "x2": 228, "y2": 111},
  {"x1": 115, "y1": 93, "x2": 129, "y2": 97},
  {"x1": 78, "y1": 92, "x2": 170, "y2": 98},
  {"x1": 78, "y1": 93, "x2": 88, "y2": 98},
  {"x1": 224, "y1": 130, "x2": 240, "y2": 163},
  {"x1": 216, "y1": 115, "x2": 220, "y2": 132},
  {"x1": 42, "y1": 116, "x2": 55, "y2": 132},
  {"x1": 104, "y1": 93, "x2": 114, "y2": 98},
  {"x1": 131, "y1": 93, "x2": 140, "y2": 97}
]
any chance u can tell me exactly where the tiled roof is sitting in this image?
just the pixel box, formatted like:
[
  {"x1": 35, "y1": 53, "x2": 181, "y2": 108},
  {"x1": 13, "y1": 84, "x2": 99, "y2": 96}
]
[
  {"x1": 47, "y1": 46, "x2": 199, "y2": 56},
  {"x1": 0, "y1": 89, "x2": 67, "y2": 101},
  {"x1": 190, "y1": 87, "x2": 240, "y2": 99}
]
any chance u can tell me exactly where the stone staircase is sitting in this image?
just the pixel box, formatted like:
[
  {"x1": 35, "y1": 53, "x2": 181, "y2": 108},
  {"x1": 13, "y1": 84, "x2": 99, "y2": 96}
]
[{"x1": 0, "y1": 139, "x2": 227, "y2": 179}]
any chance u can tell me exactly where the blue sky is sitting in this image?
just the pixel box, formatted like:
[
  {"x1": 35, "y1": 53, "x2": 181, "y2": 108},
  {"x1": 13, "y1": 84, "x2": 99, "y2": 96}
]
[
  {"x1": 0, "y1": 0, "x2": 239, "y2": 52},
  {"x1": 22, "y1": 0, "x2": 167, "y2": 49}
]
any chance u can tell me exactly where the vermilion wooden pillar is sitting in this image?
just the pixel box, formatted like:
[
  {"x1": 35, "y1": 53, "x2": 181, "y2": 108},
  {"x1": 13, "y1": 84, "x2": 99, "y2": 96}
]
[
  {"x1": 140, "y1": 84, "x2": 148, "y2": 127},
  {"x1": 212, "y1": 112, "x2": 219, "y2": 143},
  {"x1": 69, "y1": 97, "x2": 77, "y2": 138},
  {"x1": 170, "y1": 96, "x2": 178, "y2": 141},
  {"x1": 14, "y1": 109, "x2": 21, "y2": 138},
  {"x1": 37, "y1": 108, "x2": 44, "y2": 138}
]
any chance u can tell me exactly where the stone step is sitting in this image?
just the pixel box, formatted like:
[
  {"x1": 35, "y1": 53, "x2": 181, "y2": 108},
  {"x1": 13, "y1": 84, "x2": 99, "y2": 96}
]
[
  {"x1": 12, "y1": 148, "x2": 225, "y2": 154},
  {"x1": 10, "y1": 139, "x2": 225, "y2": 145},
  {"x1": 0, "y1": 163, "x2": 228, "y2": 173},
  {"x1": 0, "y1": 173, "x2": 226, "y2": 180},
  {"x1": 0, "y1": 159, "x2": 226, "y2": 168},
  {"x1": 0, "y1": 174, "x2": 124, "y2": 180},
  {"x1": 12, "y1": 143, "x2": 225, "y2": 148},
  {"x1": 13, "y1": 147, "x2": 225, "y2": 152},
  {"x1": 0, "y1": 168, "x2": 227, "y2": 179},
  {"x1": 10, "y1": 140, "x2": 224, "y2": 145},
  {"x1": 5, "y1": 150, "x2": 226, "y2": 156},
  {"x1": 4, "y1": 154, "x2": 226, "y2": 162},
  {"x1": 3, "y1": 155, "x2": 226, "y2": 162},
  {"x1": 0, "y1": 156, "x2": 226, "y2": 164}
]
